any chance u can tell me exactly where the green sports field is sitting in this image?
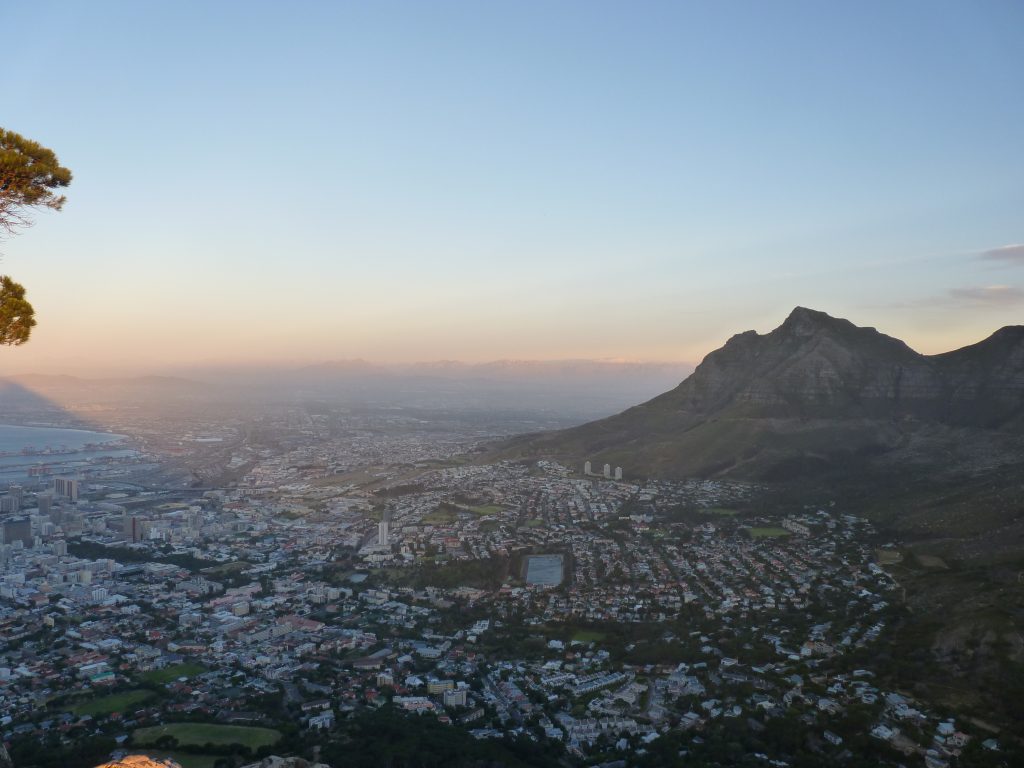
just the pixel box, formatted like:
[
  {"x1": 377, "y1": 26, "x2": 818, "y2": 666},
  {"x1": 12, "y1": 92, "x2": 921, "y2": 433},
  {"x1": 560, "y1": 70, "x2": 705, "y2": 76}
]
[
  {"x1": 138, "y1": 662, "x2": 207, "y2": 685},
  {"x1": 72, "y1": 689, "x2": 155, "y2": 716},
  {"x1": 746, "y1": 526, "x2": 791, "y2": 538}
]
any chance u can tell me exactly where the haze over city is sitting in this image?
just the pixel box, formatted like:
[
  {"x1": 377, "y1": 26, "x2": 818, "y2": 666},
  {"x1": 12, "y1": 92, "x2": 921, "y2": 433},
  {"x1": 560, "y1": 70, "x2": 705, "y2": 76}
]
[{"x1": 2, "y1": 1, "x2": 1022, "y2": 376}]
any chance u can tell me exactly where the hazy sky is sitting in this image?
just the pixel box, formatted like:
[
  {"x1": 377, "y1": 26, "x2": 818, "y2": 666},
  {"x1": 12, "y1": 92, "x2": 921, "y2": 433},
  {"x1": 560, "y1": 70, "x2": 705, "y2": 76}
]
[{"x1": 3, "y1": 1, "x2": 1022, "y2": 375}]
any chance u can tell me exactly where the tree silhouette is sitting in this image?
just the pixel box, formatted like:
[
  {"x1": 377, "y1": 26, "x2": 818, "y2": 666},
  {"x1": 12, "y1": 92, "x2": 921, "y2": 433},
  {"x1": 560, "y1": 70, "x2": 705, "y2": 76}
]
[{"x1": 0, "y1": 127, "x2": 72, "y2": 344}]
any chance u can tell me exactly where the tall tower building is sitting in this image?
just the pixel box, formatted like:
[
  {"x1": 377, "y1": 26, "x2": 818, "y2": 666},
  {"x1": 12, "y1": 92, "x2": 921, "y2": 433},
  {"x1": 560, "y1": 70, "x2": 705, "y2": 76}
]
[
  {"x1": 378, "y1": 510, "x2": 391, "y2": 547},
  {"x1": 53, "y1": 477, "x2": 80, "y2": 501},
  {"x1": 123, "y1": 512, "x2": 142, "y2": 543}
]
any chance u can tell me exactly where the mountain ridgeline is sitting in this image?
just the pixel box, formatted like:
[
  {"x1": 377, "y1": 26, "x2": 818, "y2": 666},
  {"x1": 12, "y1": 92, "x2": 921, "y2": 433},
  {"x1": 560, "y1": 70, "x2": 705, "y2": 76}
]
[{"x1": 506, "y1": 307, "x2": 1024, "y2": 481}]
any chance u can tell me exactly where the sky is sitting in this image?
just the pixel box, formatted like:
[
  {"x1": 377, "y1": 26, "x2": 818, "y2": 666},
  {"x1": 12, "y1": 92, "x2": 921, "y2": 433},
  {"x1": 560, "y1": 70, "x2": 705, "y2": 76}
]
[{"x1": 2, "y1": 1, "x2": 1023, "y2": 375}]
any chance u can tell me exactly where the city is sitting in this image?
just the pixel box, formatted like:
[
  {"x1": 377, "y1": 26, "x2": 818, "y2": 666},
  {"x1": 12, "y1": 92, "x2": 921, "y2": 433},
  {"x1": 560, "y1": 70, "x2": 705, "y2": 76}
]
[
  {"x1": 0, "y1": 403, "x2": 1006, "y2": 767},
  {"x1": 3, "y1": 2, "x2": 1023, "y2": 766}
]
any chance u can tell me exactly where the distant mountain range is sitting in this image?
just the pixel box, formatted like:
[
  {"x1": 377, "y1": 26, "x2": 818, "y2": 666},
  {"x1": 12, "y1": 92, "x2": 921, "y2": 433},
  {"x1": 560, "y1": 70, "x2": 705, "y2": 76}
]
[
  {"x1": 0, "y1": 359, "x2": 694, "y2": 420},
  {"x1": 300, "y1": 358, "x2": 691, "y2": 380},
  {"x1": 504, "y1": 307, "x2": 1024, "y2": 481},
  {"x1": 188, "y1": 359, "x2": 695, "y2": 418}
]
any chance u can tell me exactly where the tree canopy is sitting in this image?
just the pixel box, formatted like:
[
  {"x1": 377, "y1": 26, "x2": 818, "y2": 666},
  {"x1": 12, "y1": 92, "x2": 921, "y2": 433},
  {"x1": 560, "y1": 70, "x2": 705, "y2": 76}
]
[
  {"x1": 0, "y1": 127, "x2": 72, "y2": 345},
  {"x1": 0, "y1": 128, "x2": 72, "y2": 236},
  {"x1": 0, "y1": 277, "x2": 36, "y2": 345}
]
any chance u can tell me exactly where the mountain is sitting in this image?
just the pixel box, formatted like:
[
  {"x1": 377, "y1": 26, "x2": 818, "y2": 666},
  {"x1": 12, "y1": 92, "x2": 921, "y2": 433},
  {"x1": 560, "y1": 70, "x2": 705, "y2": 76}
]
[{"x1": 504, "y1": 307, "x2": 1024, "y2": 481}]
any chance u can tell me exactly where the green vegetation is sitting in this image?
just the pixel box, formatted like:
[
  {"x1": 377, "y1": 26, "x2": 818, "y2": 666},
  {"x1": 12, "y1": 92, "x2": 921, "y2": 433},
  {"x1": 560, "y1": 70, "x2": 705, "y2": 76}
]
[
  {"x1": 0, "y1": 277, "x2": 35, "y2": 347},
  {"x1": 571, "y1": 629, "x2": 606, "y2": 643},
  {"x1": 138, "y1": 662, "x2": 207, "y2": 685},
  {"x1": 469, "y1": 504, "x2": 502, "y2": 515},
  {"x1": 133, "y1": 723, "x2": 281, "y2": 749},
  {"x1": 8, "y1": 734, "x2": 116, "y2": 768},
  {"x1": 68, "y1": 540, "x2": 216, "y2": 572},
  {"x1": 202, "y1": 561, "x2": 250, "y2": 576},
  {"x1": 707, "y1": 507, "x2": 739, "y2": 516},
  {"x1": 424, "y1": 501, "x2": 501, "y2": 524},
  {"x1": 423, "y1": 507, "x2": 457, "y2": 525},
  {"x1": 746, "y1": 526, "x2": 791, "y2": 538},
  {"x1": 318, "y1": 706, "x2": 562, "y2": 768},
  {"x1": 71, "y1": 689, "x2": 155, "y2": 716},
  {"x1": 379, "y1": 556, "x2": 509, "y2": 591}
]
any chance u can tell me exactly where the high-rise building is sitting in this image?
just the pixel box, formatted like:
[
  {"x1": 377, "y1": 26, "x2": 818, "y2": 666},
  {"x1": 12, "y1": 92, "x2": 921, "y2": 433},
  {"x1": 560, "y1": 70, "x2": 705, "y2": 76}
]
[
  {"x1": 1, "y1": 485, "x2": 24, "y2": 514},
  {"x1": 603, "y1": 463, "x2": 611, "y2": 479},
  {"x1": 1, "y1": 517, "x2": 32, "y2": 547},
  {"x1": 378, "y1": 510, "x2": 391, "y2": 547},
  {"x1": 53, "y1": 477, "x2": 80, "y2": 501},
  {"x1": 123, "y1": 513, "x2": 142, "y2": 543}
]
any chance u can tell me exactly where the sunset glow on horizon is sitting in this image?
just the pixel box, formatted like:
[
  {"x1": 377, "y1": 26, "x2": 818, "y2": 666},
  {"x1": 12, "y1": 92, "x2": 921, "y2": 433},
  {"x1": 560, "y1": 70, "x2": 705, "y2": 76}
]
[{"x1": 3, "y1": 1, "x2": 1022, "y2": 376}]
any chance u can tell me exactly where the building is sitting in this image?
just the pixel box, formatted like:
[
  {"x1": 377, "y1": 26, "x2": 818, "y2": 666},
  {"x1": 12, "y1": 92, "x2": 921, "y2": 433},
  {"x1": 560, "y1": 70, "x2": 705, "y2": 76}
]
[
  {"x1": 378, "y1": 510, "x2": 390, "y2": 547},
  {"x1": 123, "y1": 513, "x2": 142, "y2": 543},
  {"x1": 53, "y1": 477, "x2": 80, "y2": 501},
  {"x1": 0, "y1": 485, "x2": 23, "y2": 513},
  {"x1": 428, "y1": 679, "x2": 455, "y2": 694},
  {"x1": 1, "y1": 517, "x2": 32, "y2": 547},
  {"x1": 443, "y1": 688, "x2": 468, "y2": 707}
]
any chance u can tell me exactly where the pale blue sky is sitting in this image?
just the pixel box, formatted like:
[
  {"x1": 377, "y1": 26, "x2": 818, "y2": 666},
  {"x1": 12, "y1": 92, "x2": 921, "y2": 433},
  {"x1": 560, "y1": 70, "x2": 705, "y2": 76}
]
[{"x1": 3, "y1": 1, "x2": 1022, "y2": 373}]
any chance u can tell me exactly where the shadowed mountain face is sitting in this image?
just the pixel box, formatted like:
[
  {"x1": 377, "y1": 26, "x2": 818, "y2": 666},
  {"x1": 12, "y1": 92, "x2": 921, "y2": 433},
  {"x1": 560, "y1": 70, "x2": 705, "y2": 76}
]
[{"x1": 506, "y1": 307, "x2": 1024, "y2": 480}]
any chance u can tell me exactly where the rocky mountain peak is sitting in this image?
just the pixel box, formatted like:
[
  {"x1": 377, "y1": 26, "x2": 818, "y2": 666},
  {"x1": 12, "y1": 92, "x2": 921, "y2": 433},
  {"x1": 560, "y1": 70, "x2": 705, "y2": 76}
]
[
  {"x1": 505, "y1": 309, "x2": 1024, "y2": 480},
  {"x1": 778, "y1": 306, "x2": 847, "y2": 336}
]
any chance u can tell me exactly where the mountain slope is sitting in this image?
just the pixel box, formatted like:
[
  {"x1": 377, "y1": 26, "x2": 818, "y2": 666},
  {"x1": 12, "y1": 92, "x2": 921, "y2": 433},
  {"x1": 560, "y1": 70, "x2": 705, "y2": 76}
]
[{"x1": 504, "y1": 307, "x2": 1024, "y2": 480}]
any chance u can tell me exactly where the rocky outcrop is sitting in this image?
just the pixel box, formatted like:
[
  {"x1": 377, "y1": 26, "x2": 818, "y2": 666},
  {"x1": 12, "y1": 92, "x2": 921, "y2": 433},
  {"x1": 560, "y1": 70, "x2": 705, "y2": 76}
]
[{"x1": 94, "y1": 758, "x2": 183, "y2": 768}]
